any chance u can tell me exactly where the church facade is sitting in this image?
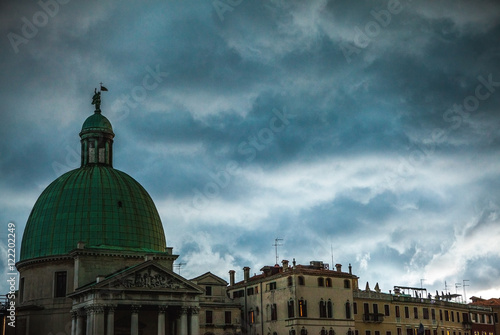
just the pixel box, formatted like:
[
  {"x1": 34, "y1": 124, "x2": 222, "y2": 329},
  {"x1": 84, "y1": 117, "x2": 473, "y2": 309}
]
[{"x1": 15, "y1": 90, "x2": 241, "y2": 335}]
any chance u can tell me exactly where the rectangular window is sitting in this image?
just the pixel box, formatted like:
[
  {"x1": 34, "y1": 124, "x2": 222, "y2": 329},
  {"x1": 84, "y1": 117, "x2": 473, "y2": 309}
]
[
  {"x1": 247, "y1": 287, "x2": 254, "y2": 296},
  {"x1": 20, "y1": 277, "x2": 25, "y2": 303},
  {"x1": 387, "y1": 332, "x2": 392, "y2": 335},
  {"x1": 440, "y1": 310, "x2": 443, "y2": 321},
  {"x1": 206, "y1": 310, "x2": 213, "y2": 324},
  {"x1": 385, "y1": 304, "x2": 390, "y2": 316},
  {"x1": 366, "y1": 331, "x2": 371, "y2": 335},
  {"x1": 457, "y1": 312, "x2": 460, "y2": 323},
  {"x1": 54, "y1": 271, "x2": 67, "y2": 298},
  {"x1": 414, "y1": 307, "x2": 419, "y2": 319},
  {"x1": 432, "y1": 309, "x2": 436, "y2": 320},
  {"x1": 354, "y1": 302, "x2": 358, "y2": 314},
  {"x1": 405, "y1": 306, "x2": 410, "y2": 319},
  {"x1": 396, "y1": 306, "x2": 401, "y2": 318},
  {"x1": 423, "y1": 308, "x2": 429, "y2": 320},
  {"x1": 271, "y1": 303, "x2": 278, "y2": 321},
  {"x1": 205, "y1": 286, "x2": 212, "y2": 296},
  {"x1": 451, "y1": 311, "x2": 455, "y2": 322},
  {"x1": 397, "y1": 329, "x2": 402, "y2": 335},
  {"x1": 267, "y1": 282, "x2": 277, "y2": 291},
  {"x1": 225, "y1": 311, "x2": 231, "y2": 324},
  {"x1": 445, "y1": 310, "x2": 449, "y2": 322}
]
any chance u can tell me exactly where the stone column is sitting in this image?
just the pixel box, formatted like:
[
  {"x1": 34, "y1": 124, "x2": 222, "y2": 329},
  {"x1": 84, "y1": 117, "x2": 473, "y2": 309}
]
[
  {"x1": 189, "y1": 307, "x2": 200, "y2": 335},
  {"x1": 76, "y1": 309, "x2": 85, "y2": 335},
  {"x1": 106, "y1": 305, "x2": 116, "y2": 335},
  {"x1": 93, "y1": 305, "x2": 105, "y2": 334},
  {"x1": 158, "y1": 305, "x2": 168, "y2": 335},
  {"x1": 85, "y1": 306, "x2": 94, "y2": 335},
  {"x1": 131, "y1": 305, "x2": 141, "y2": 335},
  {"x1": 71, "y1": 311, "x2": 78, "y2": 335},
  {"x1": 177, "y1": 307, "x2": 188, "y2": 335}
]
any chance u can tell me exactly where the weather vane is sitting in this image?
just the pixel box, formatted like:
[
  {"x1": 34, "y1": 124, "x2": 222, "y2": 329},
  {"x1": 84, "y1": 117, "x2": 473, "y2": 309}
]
[{"x1": 91, "y1": 83, "x2": 108, "y2": 112}]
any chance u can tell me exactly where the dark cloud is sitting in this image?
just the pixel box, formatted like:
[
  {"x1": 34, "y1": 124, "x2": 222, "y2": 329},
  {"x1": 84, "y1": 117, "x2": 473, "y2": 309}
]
[{"x1": 1, "y1": 0, "x2": 500, "y2": 297}]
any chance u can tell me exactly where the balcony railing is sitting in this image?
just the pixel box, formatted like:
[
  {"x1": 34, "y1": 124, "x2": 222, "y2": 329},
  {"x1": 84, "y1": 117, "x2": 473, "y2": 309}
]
[{"x1": 363, "y1": 313, "x2": 385, "y2": 323}]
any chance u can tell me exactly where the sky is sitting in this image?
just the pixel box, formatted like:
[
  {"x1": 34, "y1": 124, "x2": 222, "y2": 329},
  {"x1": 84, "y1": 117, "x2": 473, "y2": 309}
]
[{"x1": 1, "y1": 0, "x2": 500, "y2": 300}]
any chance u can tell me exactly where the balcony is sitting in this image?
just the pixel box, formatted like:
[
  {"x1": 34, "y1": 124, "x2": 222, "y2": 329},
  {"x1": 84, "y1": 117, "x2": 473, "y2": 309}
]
[
  {"x1": 462, "y1": 321, "x2": 472, "y2": 330},
  {"x1": 363, "y1": 313, "x2": 385, "y2": 323}
]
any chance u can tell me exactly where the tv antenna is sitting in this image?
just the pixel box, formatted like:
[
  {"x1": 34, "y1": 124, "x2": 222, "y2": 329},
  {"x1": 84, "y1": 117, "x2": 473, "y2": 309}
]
[
  {"x1": 273, "y1": 238, "x2": 283, "y2": 265},
  {"x1": 463, "y1": 280, "x2": 470, "y2": 302},
  {"x1": 174, "y1": 262, "x2": 186, "y2": 275}
]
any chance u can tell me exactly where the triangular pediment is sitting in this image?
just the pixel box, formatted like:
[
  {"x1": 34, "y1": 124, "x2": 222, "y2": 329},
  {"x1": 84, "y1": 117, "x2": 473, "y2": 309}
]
[
  {"x1": 191, "y1": 272, "x2": 228, "y2": 286},
  {"x1": 78, "y1": 260, "x2": 203, "y2": 294}
]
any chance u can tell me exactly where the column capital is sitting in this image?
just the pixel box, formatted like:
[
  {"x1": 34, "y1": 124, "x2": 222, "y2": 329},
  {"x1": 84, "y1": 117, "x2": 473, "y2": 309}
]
[
  {"x1": 76, "y1": 308, "x2": 86, "y2": 318},
  {"x1": 106, "y1": 304, "x2": 118, "y2": 312},
  {"x1": 179, "y1": 306, "x2": 188, "y2": 315},
  {"x1": 190, "y1": 306, "x2": 201, "y2": 315},
  {"x1": 131, "y1": 304, "x2": 142, "y2": 313},
  {"x1": 158, "y1": 305, "x2": 169, "y2": 313},
  {"x1": 85, "y1": 304, "x2": 105, "y2": 314},
  {"x1": 70, "y1": 310, "x2": 78, "y2": 319}
]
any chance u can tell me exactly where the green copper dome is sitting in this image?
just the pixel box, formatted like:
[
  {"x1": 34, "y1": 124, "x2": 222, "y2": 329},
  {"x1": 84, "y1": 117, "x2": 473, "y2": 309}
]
[
  {"x1": 20, "y1": 95, "x2": 167, "y2": 261},
  {"x1": 20, "y1": 166, "x2": 167, "y2": 261}
]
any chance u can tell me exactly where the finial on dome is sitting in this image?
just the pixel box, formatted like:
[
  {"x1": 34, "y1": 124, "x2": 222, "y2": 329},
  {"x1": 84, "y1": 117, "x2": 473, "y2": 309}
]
[{"x1": 91, "y1": 83, "x2": 109, "y2": 113}]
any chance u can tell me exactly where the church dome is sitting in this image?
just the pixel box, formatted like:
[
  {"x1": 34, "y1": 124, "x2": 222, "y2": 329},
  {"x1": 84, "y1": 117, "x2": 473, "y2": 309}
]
[{"x1": 20, "y1": 90, "x2": 167, "y2": 261}]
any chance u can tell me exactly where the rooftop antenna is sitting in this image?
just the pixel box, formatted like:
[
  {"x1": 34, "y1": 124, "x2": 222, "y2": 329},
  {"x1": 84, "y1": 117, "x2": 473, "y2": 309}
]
[
  {"x1": 331, "y1": 244, "x2": 334, "y2": 269},
  {"x1": 455, "y1": 283, "x2": 462, "y2": 303},
  {"x1": 273, "y1": 238, "x2": 283, "y2": 265},
  {"x1": 174, "y1": 262, "x2": 186, "y2": 275},
  {"x1": 463, "y1": 280, "x2": 470, "y2": 302}
]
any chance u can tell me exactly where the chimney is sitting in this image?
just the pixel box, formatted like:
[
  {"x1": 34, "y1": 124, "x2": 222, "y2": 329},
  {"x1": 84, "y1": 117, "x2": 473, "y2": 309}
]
[
  {"x1": 243, "y1": 267, "x2": 250, "y2": 282},
  {"x1": 77, "y1": 241, "x2": 86, "y2": 249},
  {"x1": 282, "y1": 260, "x2": 289, "y2": 272},
  {"x1": 335, "y1": 263, "x2": 342, "y2": 272},
  {"x1": 229, "y1": 270, "x2": 235, "y2": 286},
  {"x1": 348, "y1": 263, "x2": 352, "y2": 275}
]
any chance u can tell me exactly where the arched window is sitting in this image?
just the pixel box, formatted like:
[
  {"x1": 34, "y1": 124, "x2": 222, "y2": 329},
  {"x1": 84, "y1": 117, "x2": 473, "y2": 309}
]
[
  {"x1": 318, "y1": 277, "x2": 325, "y2": 287},
  {"x1": 289, "y1": 329, "x2": 296, "y2": 335},
  {"x1": 288, "y1": 299, "x2": 295, "y2": 318},
  {"x1": 299, "y1": 299, "x2": 307, "y2": 317},
  {"x1": 329, "y1": 328, "x2": 335, "y2": 335},
  {"x1": 301, "y1": 327, "x2": 308, "y2": 335},
  {"x1": 298, "y1": 276, "x2": 305, "y2": 285},
  {"x1": 326, "y1": 278, "x2": 332, "y2": 287},
  {"x1": 320, "y1": 299, "x2": 327, "y2": 318},
  {"x1": 344, "y1": 279, "x2": 351, "y2": 288},
  {"x1": 345, "y1": 301, "x2": 351, "y2": 319},
  {"x1": 327, "y1": 299, "x2": 333, "y2": 318},
  {"x1": 321, "y1": 328, "x2": 327, "y2": 335}
]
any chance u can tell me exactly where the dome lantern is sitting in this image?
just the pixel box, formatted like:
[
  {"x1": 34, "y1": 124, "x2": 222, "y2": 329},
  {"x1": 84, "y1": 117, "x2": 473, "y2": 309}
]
[{"x1": 79, "y1": 88, "x2": 114, "y2": 167}]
